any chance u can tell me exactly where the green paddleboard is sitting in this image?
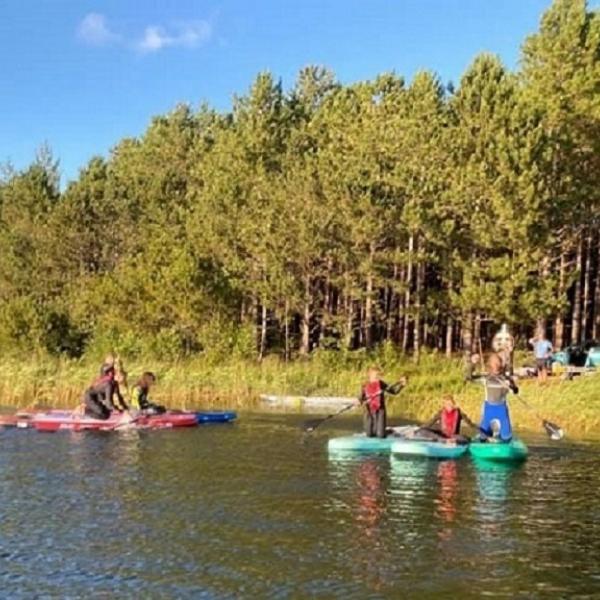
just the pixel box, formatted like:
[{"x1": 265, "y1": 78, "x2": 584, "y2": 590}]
[{"x1": 469, "y1": 438, "x2": 528, "y2": 463}]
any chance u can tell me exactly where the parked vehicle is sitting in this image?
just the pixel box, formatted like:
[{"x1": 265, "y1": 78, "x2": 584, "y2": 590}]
[
  {"x1": 585, "y1": 346, "x2": 600, "y2": 368},
  {"x1": 552, "y1": 340, "x2": 599, "y2": 379}
]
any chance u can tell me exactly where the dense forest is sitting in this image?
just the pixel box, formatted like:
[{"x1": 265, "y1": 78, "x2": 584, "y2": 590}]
[{"x1": 0, "y1": 0, "x2": 598, "y2": 363}]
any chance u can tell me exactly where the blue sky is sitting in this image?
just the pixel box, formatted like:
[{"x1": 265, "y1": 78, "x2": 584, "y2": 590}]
[{"x1": 0, "y1": 0, "x2": 560, "y2": 183}]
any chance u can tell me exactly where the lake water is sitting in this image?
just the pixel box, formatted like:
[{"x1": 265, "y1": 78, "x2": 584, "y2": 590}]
[{"x1": 0, "y1": 413, "x2": 598, "y2": 598}]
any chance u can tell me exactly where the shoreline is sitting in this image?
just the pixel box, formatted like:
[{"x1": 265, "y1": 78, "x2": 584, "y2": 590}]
[{"x1": 0, "y1": 353, "x2": 597, "y2": 439}]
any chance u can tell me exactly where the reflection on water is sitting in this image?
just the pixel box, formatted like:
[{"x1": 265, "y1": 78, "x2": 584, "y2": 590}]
[
  {"x1": 355, "y1": 460, "x2": 387, "y2": 593},
  {"x1": 435, "y1": 460, "x2": 458, "y2": 544},
  {"x1": 474, "y1": 458, "x2": 520, "y2": 502},
  {"x1": 355, "y1": 459, "x2": 385, "y2": 535},
  {"x1": 0, "y1": 416, "x2": 599, "y2": 598},
  {"x1": 327, "y1": 439, "x2": 600, "y2": 597}
]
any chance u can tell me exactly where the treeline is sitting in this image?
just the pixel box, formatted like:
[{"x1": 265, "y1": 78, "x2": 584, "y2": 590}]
[{"x1": 0, "y1": 0, "x2": 598, "y2": 361}]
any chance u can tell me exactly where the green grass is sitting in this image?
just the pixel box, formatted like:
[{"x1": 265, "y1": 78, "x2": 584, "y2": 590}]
[{"x1": 0, "y1": 348, "x2": 598, "y2": 438}]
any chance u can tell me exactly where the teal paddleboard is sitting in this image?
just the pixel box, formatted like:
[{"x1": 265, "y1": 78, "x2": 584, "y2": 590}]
[
  {"x1": 328, "y1": 427, "x2": 415, "y2": 453},
  {"x1": 328, "y1": 435, "x2": 395, "y2": 453},
  {"x1": 391, "y1": 439, "x2": 469, "y2": 460},
  {"x1": 469, "y1": 438, "x2": 528, "y2": 462}
]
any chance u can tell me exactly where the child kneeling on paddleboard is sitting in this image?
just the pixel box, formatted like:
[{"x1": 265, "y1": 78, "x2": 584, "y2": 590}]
[
  {"x1": 359, "y1": 367, "x2": 406, "y2": 439},
  {"x1": 470, "y1": 353, "x2": 518, "y2": 442},
  {"x1": 83, "y1": 364, "x2": 127, "y2": 419},
  {"x1": 130, "y1": 372, "x2": 166, "y2": 415},
  {"x1": 418, "y1": 395, "x2": 477, "y2": 443}
]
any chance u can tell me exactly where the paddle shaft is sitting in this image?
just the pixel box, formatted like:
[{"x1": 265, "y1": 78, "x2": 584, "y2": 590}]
[
  {"x1": 111, "y1": 410, "x2": 142, "y2": 430},
  {"x1": 514, "y1": 394, "x2": 543, "y2": 420},
  {"x1": 305, "y1": 380, "x2": 402, "y2": 432},
  {"x1": 514, "y1": 393, "x2": 563, "y2": 438},
  {"x1": 307, "y1": 403, "x2": 356, "y2": 431}
]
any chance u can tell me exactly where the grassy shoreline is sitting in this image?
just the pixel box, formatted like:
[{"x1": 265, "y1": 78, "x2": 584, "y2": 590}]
[{"x1": 0, "y1": 351, "x2": 598, "y2": 438}]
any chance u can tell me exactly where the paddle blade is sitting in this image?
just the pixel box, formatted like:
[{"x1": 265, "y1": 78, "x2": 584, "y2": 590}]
[
  {"x1": 543, "y1": 420, "x2": 564, "y2": 441},
  {"x1": 302, "y1": 419, "x2": 323, "y2": 433}
]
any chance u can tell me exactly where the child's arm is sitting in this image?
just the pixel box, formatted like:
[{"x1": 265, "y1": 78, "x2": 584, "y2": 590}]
[
  {"x1": 100, "y1": 381, "x2": 117, "y2": 411},
  {"x1": 114, "y1": 384, "x2": 128, "y2": 411},
  {"x1": 130, "y1": 386, "x2": 142, "y2": 410},
  {"x1": 421, "y1": 411, "x2": 441, "y2": 430},
  {"x1": 357, "y1": 386, "x2": 367, "y2": 405},
  {"x1": 460, "y1": 409, "x2": 479, "y2": 430},
  {"x1": 506, "y1": 376, "x2": 519, "y2": 395},
  {"x1": 382, "y1": 378, "x2": 407, "y2": 395}
]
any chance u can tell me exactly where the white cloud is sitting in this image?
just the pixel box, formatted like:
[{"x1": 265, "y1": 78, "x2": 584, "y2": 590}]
[
  {"x1": 77, "y1": 13, "x2": 120, "y2": 46},
  {"x1": 136, "y1": 20, "x2": 212, "y2": 53},
  {"x1": 77, "y1": 14, "x2": 212, "y2": 54}
]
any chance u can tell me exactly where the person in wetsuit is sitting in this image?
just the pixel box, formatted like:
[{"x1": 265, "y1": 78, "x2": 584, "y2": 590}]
[
  {"x1": 99, "y1": 353, "x2": 120, "y2": 380},
  {"x1": 83, "y1": 363, "x2": 127, "y2": 419},
  {"x1": 130, "y1": 372, "x2": 166, "y2": 414},
  {"x1": 359, "y1": 367, "x2": 406, "y2": 439},
  {"x1": 469, "y1": 353, "x2": 519, "y2": 442},
  {"x1": 417, "y1": 395, "x2": 478, "y2": 443}
]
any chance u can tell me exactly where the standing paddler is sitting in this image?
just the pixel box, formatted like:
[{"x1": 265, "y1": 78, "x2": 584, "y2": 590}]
[{"x1": 358, "y1": 367, "x2": 407, "y2": 439}]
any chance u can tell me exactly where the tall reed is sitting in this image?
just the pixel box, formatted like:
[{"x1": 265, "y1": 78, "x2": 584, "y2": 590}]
[{"x1": 0, "y1": 351, "x2": 598, "y2": 438}]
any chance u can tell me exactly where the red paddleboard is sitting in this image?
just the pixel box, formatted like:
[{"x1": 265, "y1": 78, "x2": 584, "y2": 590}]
[
  {"x1": 31, "y1": 411, "x2": 197, "y2": 432},
  {"x1": 0, "y1": 413, "x2": 35, "y2": 428}
]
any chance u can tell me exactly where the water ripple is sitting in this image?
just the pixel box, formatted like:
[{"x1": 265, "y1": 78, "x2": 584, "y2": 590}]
[{"x1": 0, "y1": 417, "x2": 599, "y2": 598}]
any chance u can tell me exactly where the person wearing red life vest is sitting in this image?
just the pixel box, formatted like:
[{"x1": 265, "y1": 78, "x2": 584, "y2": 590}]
[
  {"x1": 359, "y1": 367, "x2": 406, "y2": 438},
  {"x1": 419, "y1": 395, "x2": 477, "y2": 443}
]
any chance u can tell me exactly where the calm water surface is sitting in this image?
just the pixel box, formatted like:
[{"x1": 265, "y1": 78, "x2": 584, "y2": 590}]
[{"x1": 0, "y1": 413, "x2": 599, "y2": 599}]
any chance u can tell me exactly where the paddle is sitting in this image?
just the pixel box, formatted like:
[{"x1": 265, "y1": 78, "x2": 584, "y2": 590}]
[
  {"x1": 302, "y1": 402, "x2": 357, "y2": 434},
  {"x1": 515, "y1": 394, "x2": 564, "y2": 440},
  {"x1": 111, "y1": 411, "x2": 142, "y2": 430},
  {"x1": 302, "y1": 380, "x2": 403, "y2": 434}
]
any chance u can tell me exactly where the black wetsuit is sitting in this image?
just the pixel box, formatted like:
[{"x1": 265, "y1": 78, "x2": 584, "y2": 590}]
[
  {"x1": 84, "y1": 378, "x2": 114, "y2": 420},
  {"x1": 83, "y1": 371, "x2": 127, "y2": 419},
  {"x1": 360, "y1": 380, "x2": 403, "y2": 439}
]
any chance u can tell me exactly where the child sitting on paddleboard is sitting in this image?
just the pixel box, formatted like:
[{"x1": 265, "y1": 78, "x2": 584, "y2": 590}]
[
  {"x1": 130, "y1": 372, "x2": 166, "y2": 415},
  {"x1": 469, "y1": 353, "x2": 519, "y2": 442},
  {"x1": 358, "y1": 367, "x2": 406, "y2": 439},
  {"x1": 417, "y1": 394, "x2": 477, "y2": 443}
]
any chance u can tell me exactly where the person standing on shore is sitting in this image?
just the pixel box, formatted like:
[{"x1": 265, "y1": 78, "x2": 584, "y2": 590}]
[
  {"x1": 492, "y1": 324, "x2": 515, "y2": 375},
  {"x1": 529, "y1": 333, "x2": 553, "y2": 383}
]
